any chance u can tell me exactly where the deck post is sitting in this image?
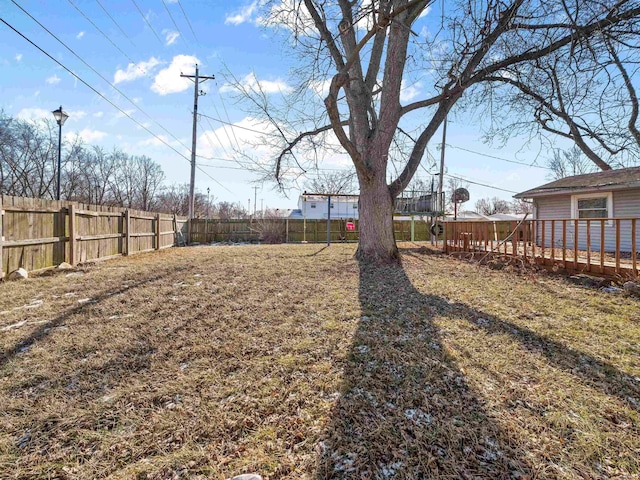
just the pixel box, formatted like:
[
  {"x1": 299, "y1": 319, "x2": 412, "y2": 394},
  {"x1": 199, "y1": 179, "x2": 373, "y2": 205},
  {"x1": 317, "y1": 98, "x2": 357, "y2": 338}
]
[
  {"x1": 600, "y1": 219, "x2": 605, "y2": 272},
  {"x1": 615, "y1": 219, "x2": 621, "y2": 274},
  {"x1": 443, "y1": 220, "x2": 448, "y2": 253},
  {"x1": 550, "y1": 220, "x2": 555, "y2": 267},
  {"x1": 573, "y1": 219, "x2": 579, "y2": 270},
  {"x1": 562, "y1": 220, "x2": 567, "y2": 269},
  {"x1": 632, "y1": 219, "x2": 637, "y2": 276},
  {"x1": 586, "y1": 220, "x2": 591, "y2": 272},
  {"x1": 541, "y1": 220, "x2": 546, "y2": 262},
  {"x1": 0, "y1": 199, "x2": 4, "y2": 280}
]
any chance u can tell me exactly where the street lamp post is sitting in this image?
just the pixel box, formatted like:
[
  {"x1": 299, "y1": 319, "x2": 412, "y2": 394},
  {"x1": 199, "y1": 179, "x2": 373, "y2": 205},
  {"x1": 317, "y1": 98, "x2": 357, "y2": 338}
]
[{"x1": 51, "y1": 106, "x2": 69, "y2": 201}]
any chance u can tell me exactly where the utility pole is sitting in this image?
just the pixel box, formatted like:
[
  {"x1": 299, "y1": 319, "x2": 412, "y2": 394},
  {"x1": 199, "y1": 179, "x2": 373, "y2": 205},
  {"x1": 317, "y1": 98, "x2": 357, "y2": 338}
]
[
  {"x1": 180, "y1": 65, "x2": 215, "y2": 221},
  {"x1": 260, "y1": 198, "x2": 264, "y2": 217},
  {"x1": 438, "y1": 116, "x2": 447, "y2": 216},
  {"x1": 253, "y1": 186, "x2": 259, "y2": 216}
]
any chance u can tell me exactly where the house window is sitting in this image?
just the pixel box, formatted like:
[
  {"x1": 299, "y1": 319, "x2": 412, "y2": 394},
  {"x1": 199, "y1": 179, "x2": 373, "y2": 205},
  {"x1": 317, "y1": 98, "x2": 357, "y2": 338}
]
[
  {"x1": 310, "y1": 203, "x2": 316, "y2": 209},
  {"x1": 571, "y1": 192, "x2": 612, "y2": 220}
]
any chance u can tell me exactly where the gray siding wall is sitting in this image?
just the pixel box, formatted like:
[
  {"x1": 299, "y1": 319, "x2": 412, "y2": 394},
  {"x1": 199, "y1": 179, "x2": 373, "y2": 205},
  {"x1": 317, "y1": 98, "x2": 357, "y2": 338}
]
[{"x1": 534, "y1": 190, "x2": 640, "y2": 252}]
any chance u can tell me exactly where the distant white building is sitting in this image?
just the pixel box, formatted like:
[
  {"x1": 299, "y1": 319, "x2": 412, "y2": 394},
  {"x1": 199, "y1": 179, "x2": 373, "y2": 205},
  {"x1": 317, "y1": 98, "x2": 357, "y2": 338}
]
[
  {"x1": 298, "y1": 193, "x2": 360, "y2": 219},
  {"x1": 296, "y1": 191, "x2": 437, "y2": 220}
]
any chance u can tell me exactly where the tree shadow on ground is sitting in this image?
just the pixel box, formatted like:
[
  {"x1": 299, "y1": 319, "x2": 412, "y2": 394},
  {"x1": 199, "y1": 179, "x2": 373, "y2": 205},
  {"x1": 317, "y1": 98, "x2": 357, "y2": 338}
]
[
  {"x1": 314, "y1": 259, "x2": 639, "y2": 479},
  {"x1": 0, "y1": 271, "x2": 171, "y2": 368}
]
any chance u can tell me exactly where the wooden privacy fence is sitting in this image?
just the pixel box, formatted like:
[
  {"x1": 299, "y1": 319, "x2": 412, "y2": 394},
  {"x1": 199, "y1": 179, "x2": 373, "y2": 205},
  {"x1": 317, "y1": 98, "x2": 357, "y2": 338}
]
[
  {"x1": 444, "y1": 218, "x2": 640, "y2": 278},
  {"x1": 0, "y1": 195, "x2": 188, "y2": 279},
  {"x1": 189, "y1": 217, "x2": 432, "y2": 244}
]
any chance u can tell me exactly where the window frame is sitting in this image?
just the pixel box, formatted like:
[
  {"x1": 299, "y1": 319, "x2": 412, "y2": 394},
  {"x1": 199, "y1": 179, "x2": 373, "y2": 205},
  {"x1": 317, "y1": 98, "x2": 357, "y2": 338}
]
[{"x1": 570, "y1": 192, "x2": 613, "y2": 224}]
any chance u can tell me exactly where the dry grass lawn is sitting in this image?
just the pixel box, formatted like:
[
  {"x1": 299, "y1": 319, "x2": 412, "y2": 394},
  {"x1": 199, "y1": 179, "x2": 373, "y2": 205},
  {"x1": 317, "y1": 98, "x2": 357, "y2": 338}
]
[{"x1": 0, "y1": 243, "x2": 639, "y2": 479}]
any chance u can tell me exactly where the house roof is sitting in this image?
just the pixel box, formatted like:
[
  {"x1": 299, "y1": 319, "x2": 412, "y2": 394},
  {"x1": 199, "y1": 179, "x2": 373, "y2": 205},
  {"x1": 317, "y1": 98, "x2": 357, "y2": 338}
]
[
  {"x1": 444, "y1": 211, "x2": 490, "y2": 221},
  {"x1": 515, "y1": 166, "x2": 640, "y2": 198}
]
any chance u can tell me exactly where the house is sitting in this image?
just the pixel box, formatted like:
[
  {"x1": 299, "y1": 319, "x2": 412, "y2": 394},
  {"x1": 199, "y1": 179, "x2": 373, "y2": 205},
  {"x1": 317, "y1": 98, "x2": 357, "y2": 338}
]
[
  {"x1": 298, "y1": 191, "x2": 436, "y2": 220},
  {"x1": 443, "y1": 210, "x2": 490, "y2": 221},
  {"x1": 299, "y1": 193, "x2": 360, "y2": 220},
  {"x1": 514, "y1": 166, "x2": 640, "y2": 252}
]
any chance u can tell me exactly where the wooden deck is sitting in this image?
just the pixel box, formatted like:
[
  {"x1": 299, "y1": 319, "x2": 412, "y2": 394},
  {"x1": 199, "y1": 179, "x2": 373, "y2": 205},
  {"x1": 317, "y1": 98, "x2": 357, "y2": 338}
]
[{"x1": 443, "y1": 218, "x2": 640, "y2": 279}]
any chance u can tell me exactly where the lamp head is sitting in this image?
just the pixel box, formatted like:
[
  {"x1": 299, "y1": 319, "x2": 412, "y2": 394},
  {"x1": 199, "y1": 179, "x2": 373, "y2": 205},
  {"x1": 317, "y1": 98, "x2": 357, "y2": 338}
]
[{"x1": 52, "y1": 106, "x2": 69, "y2": 126}]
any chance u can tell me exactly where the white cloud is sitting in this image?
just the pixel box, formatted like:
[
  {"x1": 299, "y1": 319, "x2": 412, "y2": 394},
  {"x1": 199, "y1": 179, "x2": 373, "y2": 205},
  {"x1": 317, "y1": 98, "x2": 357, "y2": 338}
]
[
  {"x1": 68, "y1": 110, "x2": 87, "y2": 121},
  {"x1": 139, "y1": 134, "x2": 170, "y2": 147},
  {"x1": 151, "y1": 54, "x2": 200, "y2": 95},
  {"x1": 16, "y1": 107, "x2": 50, "y2": 122},
  {"x1": 400, "y1": 80, "x2": 422, "y2": 103},
  {"x1": 33, "y1": 90, "x2": 40, "y2": 97},
  {"x1": 114, "y1": 57, "x2": 162, "y2": 84},
  {"x1": 46, "y1": 74, "x2": 61, "y2": 85},
  {"x1": 67, "y1": 128, "x2": 107, "y2": 143},
  {"x1": 164, "y1": 30, "x2": 180, "y2": 46},
  {"x1": 76, "y1": 31, "x2": 85, "y2": 39},
  {"x1": 259, "y1": 0, "x2": 315, "y2": 36},
  {"x1": 93, "y1": 111, "x2": 104, "y2": 118},
  {"x1": 220, "y1": 72, "x2": 291, "y2": 95},
  {"x1": 225, "y1": 1, "x2": 259, "y2": 25},
  {"x1": 15, "y1": 53, "x2": 22, "y2": 62}
]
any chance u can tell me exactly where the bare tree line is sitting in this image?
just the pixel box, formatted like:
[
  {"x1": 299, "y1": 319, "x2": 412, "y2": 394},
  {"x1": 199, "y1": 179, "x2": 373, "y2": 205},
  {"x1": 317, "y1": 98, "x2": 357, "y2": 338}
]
[{"x1": 0, "y1": 112, "x2": 249, "y2": 218}]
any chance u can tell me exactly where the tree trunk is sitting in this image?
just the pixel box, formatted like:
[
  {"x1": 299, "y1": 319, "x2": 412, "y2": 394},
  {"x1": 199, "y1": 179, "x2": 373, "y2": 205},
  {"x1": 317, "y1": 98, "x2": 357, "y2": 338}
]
[{"x1": 356, "y1": 177, "x2": 399, "y2": 263}]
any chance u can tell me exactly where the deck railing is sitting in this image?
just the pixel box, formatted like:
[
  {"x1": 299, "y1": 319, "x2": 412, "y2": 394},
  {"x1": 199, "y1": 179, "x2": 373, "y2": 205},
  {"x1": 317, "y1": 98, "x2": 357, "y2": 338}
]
[{"x1": 444, "y1": 218, "x2": 640, "y2": 278}]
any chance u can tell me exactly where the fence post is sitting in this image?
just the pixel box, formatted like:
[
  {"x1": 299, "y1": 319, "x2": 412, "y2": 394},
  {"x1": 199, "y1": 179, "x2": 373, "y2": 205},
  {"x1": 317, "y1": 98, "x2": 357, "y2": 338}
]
[
  {"x1": 125, "y1": 209, "x2": 131, "y2": 255},
  {"x1": 155, "y1": 213, "x2": 161, "y2": 250},
  {"x1": 410, "y1": 215, "x2": 415, "y2": 242},
  {"x1": 285, "y1": 218, "x2": 289, "y2": 243},
  {"x1": 68, "y1": 204, "x2": 77, "y2": 265},
  {"x1": 0, "y1": 199, "x2": 4, "y2": 280}
]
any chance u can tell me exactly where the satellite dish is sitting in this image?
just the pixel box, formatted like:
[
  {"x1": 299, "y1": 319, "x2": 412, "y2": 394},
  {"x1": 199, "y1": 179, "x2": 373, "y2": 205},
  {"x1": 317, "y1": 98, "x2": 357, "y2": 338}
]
[{"x1": 452, "y1": 187, "x2": 470, "y2": 203}]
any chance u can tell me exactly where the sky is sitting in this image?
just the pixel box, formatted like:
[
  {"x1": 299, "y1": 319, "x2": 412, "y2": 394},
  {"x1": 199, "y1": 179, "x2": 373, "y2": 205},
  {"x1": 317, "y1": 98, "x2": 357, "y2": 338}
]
[{"x1": 0, "y1": 1, "x2": 557, "y2": 212}]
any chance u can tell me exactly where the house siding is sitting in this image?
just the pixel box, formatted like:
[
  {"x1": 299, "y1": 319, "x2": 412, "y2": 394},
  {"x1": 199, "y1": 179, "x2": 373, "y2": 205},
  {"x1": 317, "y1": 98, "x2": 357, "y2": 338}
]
[
  {"x1": 298, "y1": 196, "x2": 359, "y2": 220},
  {"x1": 534, "y1": 189, "x2": 640, "y2": 252}
]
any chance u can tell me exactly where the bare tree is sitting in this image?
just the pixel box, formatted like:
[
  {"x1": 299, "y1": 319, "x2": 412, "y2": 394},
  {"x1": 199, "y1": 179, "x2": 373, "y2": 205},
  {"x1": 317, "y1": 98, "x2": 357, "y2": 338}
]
[
  {"x1": 229, "y1": 0, "x2": 640, "y2": 262},
  {"x1": 445, "y1": 177, "x2": 470, "y2": 214},
  {"x1": 546, "y1": 147, "x2": 596, "y2": 180},
  {"x1": 213, "y1": 200, "x2": 249, "y2": 220},
  {"x1": 510, "y1": 198, "x2": 533, "y2": 215},
  {"x1": 305, "y1": 170, "x2": 357, "y2": 194},
  {"x1": 475, "y1": 196, "x2": 511, "y2": 215},
  {"x1": 479, "y1": 29, "x2": 640, "y2": 170},
  {"x1": 0, "y1": 112, "x2": 168, "y2": 210}
]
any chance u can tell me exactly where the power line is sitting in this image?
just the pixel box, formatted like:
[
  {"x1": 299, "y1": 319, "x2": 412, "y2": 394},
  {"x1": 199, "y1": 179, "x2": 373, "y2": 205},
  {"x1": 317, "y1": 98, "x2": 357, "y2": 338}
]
[
  {"x1": 217, "y1": 92, "x2": 242, "y2": 151},
  {"x1": 446, "y1": 144, "x2": 551, "y2": 170},
  {"x1": 95, "y1": 0, "x2": 135, "y2": 47},
  {"x1": 419, "y1": 162, "x2": 519, "y2": 194},
  {"x1": 11, "y1": 1, "x2": 190, "y2": 153},
  {"x1": 446, "y1": 173, "x2": 520, "y2": 194},
  {"x1": 161, "y1": 0, "x2": 187, "y2": 46},
  {"x1": 177, "y1": 0, "x2": 198, "y2": 43},
  {"x1": 0, "y1": 16, "x2": 231, "y2": 195},
  {"x1": 131, "y1": 0, "x2": 164, "y2": 46},
  {"x1": 198, "y1": 112, "x2": 268, "y2": 135},
  {"x1": 66, "y1": 0, "x2": 140, "y2": 68}
]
